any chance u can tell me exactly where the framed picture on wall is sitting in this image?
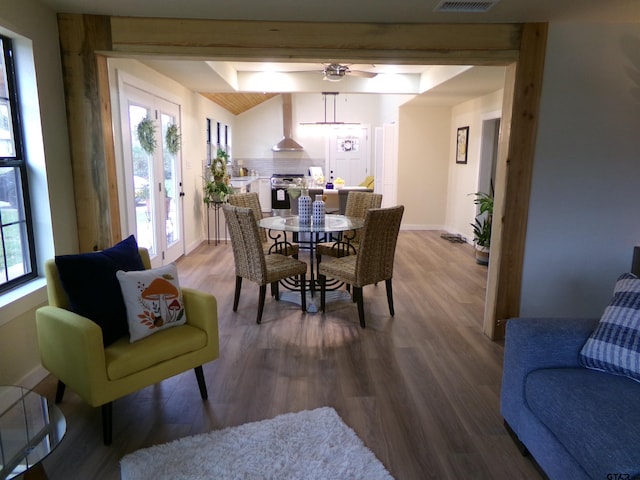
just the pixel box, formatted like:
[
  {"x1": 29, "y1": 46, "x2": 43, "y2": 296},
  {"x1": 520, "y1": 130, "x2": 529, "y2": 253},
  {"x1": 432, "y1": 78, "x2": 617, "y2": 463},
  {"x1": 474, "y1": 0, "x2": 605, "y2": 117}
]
[{"x1": 456, "y1": 126, "x2": 469, "y2": 164}]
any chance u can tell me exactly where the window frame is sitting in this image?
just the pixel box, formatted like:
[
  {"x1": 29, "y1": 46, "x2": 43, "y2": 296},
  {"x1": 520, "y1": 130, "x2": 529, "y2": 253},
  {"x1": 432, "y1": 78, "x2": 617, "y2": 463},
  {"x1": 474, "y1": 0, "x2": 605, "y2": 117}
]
[{"x1": 0, "y1": 34, "x2": 37, "y2": 293}]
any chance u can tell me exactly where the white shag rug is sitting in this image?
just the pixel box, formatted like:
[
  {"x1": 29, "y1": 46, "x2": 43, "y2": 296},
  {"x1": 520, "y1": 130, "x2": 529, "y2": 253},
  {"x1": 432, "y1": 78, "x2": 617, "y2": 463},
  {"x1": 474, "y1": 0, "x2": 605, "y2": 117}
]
[{"x1": 120, "y1": 407, "x2": 394, "y2": 480}]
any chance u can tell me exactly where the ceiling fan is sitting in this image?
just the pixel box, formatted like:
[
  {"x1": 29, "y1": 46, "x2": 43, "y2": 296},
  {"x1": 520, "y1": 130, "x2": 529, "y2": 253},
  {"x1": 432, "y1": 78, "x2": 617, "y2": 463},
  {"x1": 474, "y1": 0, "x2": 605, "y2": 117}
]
[{"x1": 321, "y1": 63, "x2": 377, "y2": 82}]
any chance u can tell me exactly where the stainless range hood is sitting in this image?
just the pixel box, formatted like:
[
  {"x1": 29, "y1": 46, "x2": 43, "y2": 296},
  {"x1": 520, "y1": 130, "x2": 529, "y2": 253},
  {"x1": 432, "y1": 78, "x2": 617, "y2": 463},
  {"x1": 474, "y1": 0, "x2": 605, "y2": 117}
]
[{"x1": 272, "y1": 93, "x2": 304, "y2": 152}]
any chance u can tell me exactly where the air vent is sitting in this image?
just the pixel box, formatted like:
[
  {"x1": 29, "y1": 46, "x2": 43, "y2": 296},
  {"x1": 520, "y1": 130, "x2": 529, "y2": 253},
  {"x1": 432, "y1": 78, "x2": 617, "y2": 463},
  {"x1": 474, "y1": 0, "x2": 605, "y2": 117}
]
[{"x1": 434, "y1": 0, "x2": 499, "y2": 13}]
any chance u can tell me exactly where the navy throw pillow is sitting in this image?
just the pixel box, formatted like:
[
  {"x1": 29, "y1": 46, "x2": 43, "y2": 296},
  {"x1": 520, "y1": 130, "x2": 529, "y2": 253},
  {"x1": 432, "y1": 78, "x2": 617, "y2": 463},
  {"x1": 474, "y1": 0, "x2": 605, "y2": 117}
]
[{"x1": 55, "y1": 235, "x2": 145, "y2": 346}]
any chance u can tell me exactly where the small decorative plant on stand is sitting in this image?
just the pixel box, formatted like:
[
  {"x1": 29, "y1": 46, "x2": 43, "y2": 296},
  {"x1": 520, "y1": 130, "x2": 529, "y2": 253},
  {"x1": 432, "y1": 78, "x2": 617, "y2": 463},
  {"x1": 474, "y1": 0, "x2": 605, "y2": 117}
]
[
  {"x1": 204, "y1": 148, "x2": 233, "y2": 205},
  {"x1": 470, "y1": 191, "x2": 493, "y2": 265}
]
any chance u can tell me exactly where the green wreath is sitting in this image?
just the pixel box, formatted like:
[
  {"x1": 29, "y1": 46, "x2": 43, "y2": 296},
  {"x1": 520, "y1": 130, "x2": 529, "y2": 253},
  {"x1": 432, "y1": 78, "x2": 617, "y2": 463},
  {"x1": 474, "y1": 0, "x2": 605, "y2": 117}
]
[
  {"x1": 165, "y1": 123, "x2": 181, "y2": 155},
  {"x1": 137, "y1": 116, "x2": 156, "y2": 154}
]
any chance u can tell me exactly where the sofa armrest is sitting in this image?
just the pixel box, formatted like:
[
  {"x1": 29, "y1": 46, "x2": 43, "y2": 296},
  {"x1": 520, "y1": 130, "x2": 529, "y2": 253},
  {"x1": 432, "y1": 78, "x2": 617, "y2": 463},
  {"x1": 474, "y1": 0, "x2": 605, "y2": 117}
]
[
  {"x1": 182, "y1": 287, "x2": 219, "y2": 348},
  {"x1": 35, "y1": 306, "x2": 109, "y2": 403},
  {"x1": 500, "y1": 317, "x2": 598, "y2": 432}
]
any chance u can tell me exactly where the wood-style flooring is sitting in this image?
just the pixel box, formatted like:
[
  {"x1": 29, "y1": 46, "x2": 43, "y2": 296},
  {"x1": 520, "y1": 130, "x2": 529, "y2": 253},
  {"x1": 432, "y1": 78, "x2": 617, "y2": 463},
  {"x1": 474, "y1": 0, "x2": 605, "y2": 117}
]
[{"x1": 34, "y1": 231, "x2": 541, "y2": 479}]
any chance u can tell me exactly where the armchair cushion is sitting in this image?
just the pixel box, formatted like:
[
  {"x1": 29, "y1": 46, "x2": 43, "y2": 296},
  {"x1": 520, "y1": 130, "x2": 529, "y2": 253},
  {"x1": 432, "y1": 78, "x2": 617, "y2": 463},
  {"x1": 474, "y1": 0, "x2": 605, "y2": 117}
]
[
  {"x1": 54, "y1": 235, "x2": 145, "y2": 346},
  {"x1": 579, "y1": 273, "x2": 640, "y2": 382},
  {"x1": 117, "y1": 263, "x2": 187, "y2": 342}
]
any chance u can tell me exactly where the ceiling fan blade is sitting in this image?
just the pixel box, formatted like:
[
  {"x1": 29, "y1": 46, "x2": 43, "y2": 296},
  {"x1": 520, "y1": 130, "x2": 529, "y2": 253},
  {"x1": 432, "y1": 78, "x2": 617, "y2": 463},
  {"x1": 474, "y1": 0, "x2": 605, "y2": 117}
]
[{"x1": 348, "y1": 70, "x2": 378, "y2": 78}]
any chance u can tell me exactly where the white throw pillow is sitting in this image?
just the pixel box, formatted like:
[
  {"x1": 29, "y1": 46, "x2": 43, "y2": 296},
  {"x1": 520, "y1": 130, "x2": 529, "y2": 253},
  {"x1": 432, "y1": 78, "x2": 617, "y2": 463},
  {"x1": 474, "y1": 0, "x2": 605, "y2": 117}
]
[{"x1": 116, "y1": 263, "x2": 187, "y2": 342}]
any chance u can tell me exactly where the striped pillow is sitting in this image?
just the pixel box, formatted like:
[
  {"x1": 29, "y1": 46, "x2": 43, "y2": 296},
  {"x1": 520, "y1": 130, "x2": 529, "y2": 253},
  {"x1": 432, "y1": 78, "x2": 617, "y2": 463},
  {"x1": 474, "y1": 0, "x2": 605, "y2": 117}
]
[{"x1": 579, "y1": 273, "x2": 640, "y2": 382}]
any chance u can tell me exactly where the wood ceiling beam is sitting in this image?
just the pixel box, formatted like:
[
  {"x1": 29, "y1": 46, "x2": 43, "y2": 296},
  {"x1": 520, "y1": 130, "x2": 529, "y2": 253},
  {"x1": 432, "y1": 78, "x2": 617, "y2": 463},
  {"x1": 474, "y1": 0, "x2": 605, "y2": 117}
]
[{"x1": 109, "y1": 18, "x2": 521, "y2": 65}]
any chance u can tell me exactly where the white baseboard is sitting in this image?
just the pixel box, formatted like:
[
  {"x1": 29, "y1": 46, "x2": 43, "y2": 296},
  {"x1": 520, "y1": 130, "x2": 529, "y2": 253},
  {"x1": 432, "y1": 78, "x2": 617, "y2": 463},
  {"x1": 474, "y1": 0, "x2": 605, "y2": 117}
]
[{"x1": 400, "y1": 224, "x2": 444, "y2": 231}]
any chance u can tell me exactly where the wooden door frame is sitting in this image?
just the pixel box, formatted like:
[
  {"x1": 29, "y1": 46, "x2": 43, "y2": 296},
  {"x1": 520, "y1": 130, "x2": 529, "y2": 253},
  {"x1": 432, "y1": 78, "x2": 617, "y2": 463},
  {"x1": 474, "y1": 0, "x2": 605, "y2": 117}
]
[{"x1": 57, "y1": 15, "x2": 547, "y2": 339}]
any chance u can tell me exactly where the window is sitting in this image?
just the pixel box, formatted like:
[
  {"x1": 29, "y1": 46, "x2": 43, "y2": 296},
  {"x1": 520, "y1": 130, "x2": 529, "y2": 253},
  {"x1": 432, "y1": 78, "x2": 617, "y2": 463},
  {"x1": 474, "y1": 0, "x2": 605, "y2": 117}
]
[{"x1": 0, "y1": 35, "x2": 36, "y2": 292}]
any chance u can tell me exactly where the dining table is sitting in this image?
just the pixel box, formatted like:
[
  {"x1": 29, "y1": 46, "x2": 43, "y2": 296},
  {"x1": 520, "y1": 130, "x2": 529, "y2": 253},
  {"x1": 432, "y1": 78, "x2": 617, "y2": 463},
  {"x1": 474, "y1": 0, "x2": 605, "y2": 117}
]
[{"x1": 258, "y1": 214, "x2": 364, "y2": 312}]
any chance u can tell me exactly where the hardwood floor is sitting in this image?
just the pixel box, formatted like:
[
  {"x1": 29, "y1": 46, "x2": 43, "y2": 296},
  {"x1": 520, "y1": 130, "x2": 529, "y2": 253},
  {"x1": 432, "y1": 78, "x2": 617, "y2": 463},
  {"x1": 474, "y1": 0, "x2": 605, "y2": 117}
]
[{"x1": 34, "y1": 231, "x2": 541, "y2": 479}]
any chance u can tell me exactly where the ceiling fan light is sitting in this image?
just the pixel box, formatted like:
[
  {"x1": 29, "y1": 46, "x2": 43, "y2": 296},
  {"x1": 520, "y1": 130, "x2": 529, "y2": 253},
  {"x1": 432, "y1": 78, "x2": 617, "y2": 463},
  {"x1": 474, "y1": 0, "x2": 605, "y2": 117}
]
[{"x1": 323, "y1": 73, "x2": 344, "y2": 82}]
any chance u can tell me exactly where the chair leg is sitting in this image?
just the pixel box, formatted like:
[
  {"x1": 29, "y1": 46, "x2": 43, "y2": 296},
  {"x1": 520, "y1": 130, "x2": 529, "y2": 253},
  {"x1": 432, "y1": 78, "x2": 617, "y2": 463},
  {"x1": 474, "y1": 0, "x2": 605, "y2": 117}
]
[
  {"x1": 319, "y1": 274, "x2": 326, "y2": 313},
  {"x1": 386, "y1": 278, "x2": 395, "y2": 316},
  {"x1": 194, "y1": 365, "x2": 208, "y2": 400},
  {"x1": 273, "y1": 281, "x2": 280, "y2": 301},
  {"x1": 354, "y1": 286, "x2": 366, "y2": 328},
  {"x1": 257, "y1": 284, "x2": 267, "y2": 324},
  {"x1": 233, "y1": 276, "x2": 242, "y2": 311},
  {"x1": 102, "y1": 402, "x2": 113, "y2": 445},
  {"x1": 55, "y1": 380, "x2": 66, "y2": 403},
  {"x1": 300, "y1": 273, "x2": 306, "y2": 312}
]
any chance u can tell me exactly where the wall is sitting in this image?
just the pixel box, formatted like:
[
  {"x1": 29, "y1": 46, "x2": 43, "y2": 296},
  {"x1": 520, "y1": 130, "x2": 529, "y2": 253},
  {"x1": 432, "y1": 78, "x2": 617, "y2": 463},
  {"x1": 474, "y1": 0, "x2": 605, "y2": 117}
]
[
  {"x1": 521, "y1": 23, "x2": 640, "y2": 317},
  {"x1": 445, "y1": 90, "x2": 504, "y2": 241},
  {"x1": 396, "y1": 104, "x2": 451, "y2": 229},
  {"x1": 0, "y1": 0, "x2": 76, "y2": 387},
  {"x1": 108, "y1": 58, "x2": 236, "y2": 253}
]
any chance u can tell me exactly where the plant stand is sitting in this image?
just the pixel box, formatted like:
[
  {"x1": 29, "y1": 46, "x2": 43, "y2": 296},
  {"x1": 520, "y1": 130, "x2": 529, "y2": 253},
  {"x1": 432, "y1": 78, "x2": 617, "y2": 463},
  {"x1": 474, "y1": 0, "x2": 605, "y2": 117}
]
[{"x1": 207, "y1": 201, "x2": 227, "y2": 246}]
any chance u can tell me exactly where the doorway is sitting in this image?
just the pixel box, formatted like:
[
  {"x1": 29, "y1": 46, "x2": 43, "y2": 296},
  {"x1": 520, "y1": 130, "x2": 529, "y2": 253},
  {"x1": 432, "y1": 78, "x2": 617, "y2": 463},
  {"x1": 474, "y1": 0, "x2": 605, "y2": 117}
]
[
  {"x1": 119, "y1": 83, "x2": 184, "y2": 266},
  {"x1": 326, "y1": 126, "x2": 370, "y2": 186}
]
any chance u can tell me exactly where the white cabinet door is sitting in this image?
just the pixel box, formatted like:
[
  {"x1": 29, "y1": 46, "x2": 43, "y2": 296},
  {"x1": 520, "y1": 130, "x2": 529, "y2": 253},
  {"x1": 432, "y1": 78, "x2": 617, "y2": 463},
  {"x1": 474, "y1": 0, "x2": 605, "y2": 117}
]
[{"x1": 258, "y1": 178, "x2": 272, "y2": 212}]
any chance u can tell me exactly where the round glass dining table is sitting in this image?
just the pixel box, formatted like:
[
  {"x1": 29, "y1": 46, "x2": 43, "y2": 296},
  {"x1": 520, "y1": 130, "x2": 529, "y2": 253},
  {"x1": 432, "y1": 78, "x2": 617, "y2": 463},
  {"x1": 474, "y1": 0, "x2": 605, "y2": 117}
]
[
  {"x1": 0, "y1": 385, "x2": 66, "y2": 479},
  {"x1": 258, "y1": 214, "x2": 364, "y2": 312}
]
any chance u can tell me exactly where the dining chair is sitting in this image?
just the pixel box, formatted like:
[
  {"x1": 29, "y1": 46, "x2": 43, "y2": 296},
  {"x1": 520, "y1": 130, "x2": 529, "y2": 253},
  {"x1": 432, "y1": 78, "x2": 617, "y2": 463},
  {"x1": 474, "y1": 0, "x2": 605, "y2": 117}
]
[
  {"x1": 228, "y1": 191, "x2": 299, "y2": 257},
  {"x1": 316, "y1": 191, "x2": 382, "y2": 261},
  {"x1": 318, "y1": 205, "x2": 404, "y2": 328},
  {"x1": 223, "y1": 204, "x2": 308, "y2": 324}
]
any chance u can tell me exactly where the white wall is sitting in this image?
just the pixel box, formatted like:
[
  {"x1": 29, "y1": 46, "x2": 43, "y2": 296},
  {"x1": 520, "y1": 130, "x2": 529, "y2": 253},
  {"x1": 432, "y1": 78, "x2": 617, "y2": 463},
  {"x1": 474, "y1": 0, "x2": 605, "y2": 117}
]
[
  {"x1": 108, "y1": 58, "x2": 236, "y2": 254},
  {"x1": 0, "y1": 0, "x2": 75, "y2": 387},
  {"x1": 520, "y1": 23, "x2": 640, "y2": 317},
  {"x1": 445, "y1": 90, "x2": 503, "y2": 240}
]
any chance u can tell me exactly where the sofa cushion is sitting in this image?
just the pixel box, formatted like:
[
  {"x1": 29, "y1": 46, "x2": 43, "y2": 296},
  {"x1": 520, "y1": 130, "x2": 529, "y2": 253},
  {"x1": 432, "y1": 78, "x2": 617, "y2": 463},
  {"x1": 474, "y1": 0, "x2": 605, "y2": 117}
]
[
  {"x1": 55, "y1": 235, "x2": 145, "y2": 346},
  {"x1": 105, "y1": 324, "x2": 207, "y2": 380},
  {"x1": 579, "y1": 273, "x2": 640, "y2": 382},
  {"x1": 117, "y1": 263, "x2": 187, "y2": 342},
  {"x1": 525, "y1": 368, "x2": 640, "y2": 479}
]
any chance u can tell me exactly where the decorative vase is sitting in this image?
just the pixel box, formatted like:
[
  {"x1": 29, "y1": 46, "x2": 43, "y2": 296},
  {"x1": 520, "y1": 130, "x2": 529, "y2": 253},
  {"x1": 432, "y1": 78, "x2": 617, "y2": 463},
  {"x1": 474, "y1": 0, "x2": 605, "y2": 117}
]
[
  {"x1": 298, "y1": 189, "x2": 311, "y2": 224},
  {"x1": 312, "y1": 194, "x2": 325, "y2": 225}
]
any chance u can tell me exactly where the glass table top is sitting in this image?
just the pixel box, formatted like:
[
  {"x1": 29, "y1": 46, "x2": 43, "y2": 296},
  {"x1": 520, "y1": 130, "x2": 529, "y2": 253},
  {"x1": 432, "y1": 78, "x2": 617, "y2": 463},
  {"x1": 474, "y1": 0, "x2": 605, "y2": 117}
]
[
  {"x1": 259, "y1": 214, "x2": 364, "y2": 233},
  {"x1": 0, "y1": 386, "x2": 66, "y2": 479}
]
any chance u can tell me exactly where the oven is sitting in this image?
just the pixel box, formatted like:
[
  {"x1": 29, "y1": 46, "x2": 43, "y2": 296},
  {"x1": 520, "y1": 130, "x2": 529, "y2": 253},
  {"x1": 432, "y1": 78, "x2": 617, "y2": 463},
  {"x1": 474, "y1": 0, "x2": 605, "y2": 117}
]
[{"x1": 270, "y1": 173, "x2": 304, "y2": 216}]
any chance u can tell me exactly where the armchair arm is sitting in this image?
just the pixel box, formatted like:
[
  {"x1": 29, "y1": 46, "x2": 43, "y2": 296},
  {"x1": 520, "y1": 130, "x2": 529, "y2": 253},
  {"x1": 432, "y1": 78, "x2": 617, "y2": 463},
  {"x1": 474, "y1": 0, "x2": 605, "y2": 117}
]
[
  {"x1": 35, "y1": 306, "x2": 108, "y2": 404},
  {"x1": 500, "y1": 317, "x2": 598, "y2": 431},
  {"x1": 182, "y1": 288, "x2": 219, "y2": 347}
]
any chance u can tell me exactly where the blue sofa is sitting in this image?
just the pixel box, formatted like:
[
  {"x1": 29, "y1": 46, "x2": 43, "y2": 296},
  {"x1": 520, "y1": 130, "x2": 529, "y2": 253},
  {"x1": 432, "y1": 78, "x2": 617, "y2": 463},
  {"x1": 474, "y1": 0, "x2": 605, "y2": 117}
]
[{"x1": 501, "y1": 317, "x2": 640, "y2": 480}]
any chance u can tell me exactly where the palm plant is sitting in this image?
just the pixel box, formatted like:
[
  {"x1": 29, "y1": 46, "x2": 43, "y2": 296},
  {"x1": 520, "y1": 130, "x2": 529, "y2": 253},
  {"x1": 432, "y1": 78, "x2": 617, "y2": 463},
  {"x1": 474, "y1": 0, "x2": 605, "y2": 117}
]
[{"x1": 471, "y1": 192, "x2": 493, "y2": 249}]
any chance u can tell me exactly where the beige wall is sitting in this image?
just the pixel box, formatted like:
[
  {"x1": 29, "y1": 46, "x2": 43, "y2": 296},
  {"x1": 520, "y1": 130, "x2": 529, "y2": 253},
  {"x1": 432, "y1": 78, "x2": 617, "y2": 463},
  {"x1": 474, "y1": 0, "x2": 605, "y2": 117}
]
[{"x1": 396, "y1": 105, "x2": 451, "y2": 229}]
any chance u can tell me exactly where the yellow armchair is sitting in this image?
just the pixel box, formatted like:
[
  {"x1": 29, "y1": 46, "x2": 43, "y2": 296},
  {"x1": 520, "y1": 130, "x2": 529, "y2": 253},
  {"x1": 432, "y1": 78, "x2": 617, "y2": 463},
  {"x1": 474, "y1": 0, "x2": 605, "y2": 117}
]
[{"x1": 36, "y1": 248, "x2": 219, "y2": 445}]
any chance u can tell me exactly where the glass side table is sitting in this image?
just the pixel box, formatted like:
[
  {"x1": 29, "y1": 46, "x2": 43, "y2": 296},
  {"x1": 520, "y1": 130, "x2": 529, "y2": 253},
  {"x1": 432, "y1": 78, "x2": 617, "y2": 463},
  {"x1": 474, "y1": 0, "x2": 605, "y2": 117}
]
[{"x1": 0, "y1": 386, "x2": 66, "y2": 480}]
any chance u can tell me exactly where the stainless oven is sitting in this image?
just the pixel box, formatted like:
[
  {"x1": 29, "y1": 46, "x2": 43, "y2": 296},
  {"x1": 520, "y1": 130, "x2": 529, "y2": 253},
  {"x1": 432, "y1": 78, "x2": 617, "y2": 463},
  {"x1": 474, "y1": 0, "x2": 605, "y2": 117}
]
[{"x1": 270, "y1": 174, "x2": 303, "y2": 215}]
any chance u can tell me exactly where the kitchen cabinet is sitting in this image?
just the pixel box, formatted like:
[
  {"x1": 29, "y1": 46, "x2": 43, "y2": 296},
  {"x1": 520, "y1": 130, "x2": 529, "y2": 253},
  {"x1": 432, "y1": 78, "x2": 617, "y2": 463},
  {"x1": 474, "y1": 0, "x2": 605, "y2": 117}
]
[{"x1": 258, "y1": 178, "x2": 271, "y2": 213}]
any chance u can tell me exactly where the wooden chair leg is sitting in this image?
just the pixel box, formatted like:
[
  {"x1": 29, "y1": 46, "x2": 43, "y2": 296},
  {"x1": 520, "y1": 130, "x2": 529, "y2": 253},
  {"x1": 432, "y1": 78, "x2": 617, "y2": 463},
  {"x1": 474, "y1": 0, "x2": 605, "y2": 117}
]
[
  {"x1": 354, "y1": 286, "x2": 366, "y2": 328},
  {"x1": 194, "y1": 365, "x2": 208, "y2": 400},
  {"x1": 386, "y1": 278, "x2": 395, "y2": 316},
  {"x1": 300, "y1": 273, "x2": 306, "y2": 312},
  {"x1": 55, "y1": 380, "x2": 66, "y2": 403},
  {"x1": 233, "y1": 276, "x2": 242, "y2": 311},
  {"x1": 102, "y1": 402, "x2": 113, "y2": 445},
  {"x1": 319, "y1": 274, "x2": 326, "y2": 312},
  {"x1": 257, "y1": 284, "x2": 267, "y2": 324}
]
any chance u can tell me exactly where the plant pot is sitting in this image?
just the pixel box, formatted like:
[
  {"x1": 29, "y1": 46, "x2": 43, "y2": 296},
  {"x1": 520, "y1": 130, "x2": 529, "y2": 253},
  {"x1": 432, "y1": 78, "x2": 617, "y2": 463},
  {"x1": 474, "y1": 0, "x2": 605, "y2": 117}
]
[{"x1": 475, "y1": 246, "x2": 489, "y2": 265}]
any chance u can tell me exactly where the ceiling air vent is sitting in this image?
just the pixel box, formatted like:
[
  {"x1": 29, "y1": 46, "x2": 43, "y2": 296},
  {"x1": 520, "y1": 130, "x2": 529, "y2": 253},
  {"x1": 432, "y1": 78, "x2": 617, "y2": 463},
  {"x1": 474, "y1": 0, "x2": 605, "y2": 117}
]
[{"x1": 434, "y1": 0, "x2": 499, "y2": 13}]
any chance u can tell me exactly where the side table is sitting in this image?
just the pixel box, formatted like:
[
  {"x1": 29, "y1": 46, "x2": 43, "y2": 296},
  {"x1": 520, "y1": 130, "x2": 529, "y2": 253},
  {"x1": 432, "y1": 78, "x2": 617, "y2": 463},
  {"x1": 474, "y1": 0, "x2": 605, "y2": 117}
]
[{"x1": 0, "y1": 385, "x2": 66, "y2": 479}]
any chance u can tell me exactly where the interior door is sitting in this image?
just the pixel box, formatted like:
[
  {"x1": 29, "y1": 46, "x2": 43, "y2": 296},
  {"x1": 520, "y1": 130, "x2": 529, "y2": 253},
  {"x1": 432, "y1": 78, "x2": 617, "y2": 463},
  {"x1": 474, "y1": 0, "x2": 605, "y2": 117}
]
[
  {"x1": 120, "y1": 84, "x2": 184, "y2": 266},
  {"x1": 327, "y1": 126, "x2": 370, "y2": 186}
]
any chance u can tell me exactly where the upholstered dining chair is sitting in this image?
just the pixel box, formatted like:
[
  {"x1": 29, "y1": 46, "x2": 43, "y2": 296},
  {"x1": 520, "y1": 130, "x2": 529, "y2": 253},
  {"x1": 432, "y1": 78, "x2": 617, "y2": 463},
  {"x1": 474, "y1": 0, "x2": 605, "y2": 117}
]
[
  {"x1": 36, "y1": 243, "x2": 219, "y2": 445},
  {"x1": 223, "y1": 204, "x2": 308, "y2": 324},
  {"x1": 228, "y1": 191, "x2": 299, "y2": 257},
  {"x1": 316, "y1": 191, "x2": 383, "y2": 261},
  {"x1": 318, "y1": 205, "x2": 404, "y2": 328}
]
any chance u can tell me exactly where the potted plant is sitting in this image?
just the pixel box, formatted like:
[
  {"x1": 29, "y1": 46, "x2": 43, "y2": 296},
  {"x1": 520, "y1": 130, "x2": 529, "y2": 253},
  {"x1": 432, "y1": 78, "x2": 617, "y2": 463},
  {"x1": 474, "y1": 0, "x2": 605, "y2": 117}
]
[
  {"x1": 204, "y1": 148, "x2": 233, "y2": 204},
  {"x1": 470, "y1": 191, "x2": 493, "y2": 265}
]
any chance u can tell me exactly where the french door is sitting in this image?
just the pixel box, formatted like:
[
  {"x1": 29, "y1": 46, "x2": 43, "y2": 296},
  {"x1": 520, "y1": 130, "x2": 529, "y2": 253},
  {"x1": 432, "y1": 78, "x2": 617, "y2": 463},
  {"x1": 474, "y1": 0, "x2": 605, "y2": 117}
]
[{"x1": 120, "y1": 84, "x2": 184, "y2": 267}]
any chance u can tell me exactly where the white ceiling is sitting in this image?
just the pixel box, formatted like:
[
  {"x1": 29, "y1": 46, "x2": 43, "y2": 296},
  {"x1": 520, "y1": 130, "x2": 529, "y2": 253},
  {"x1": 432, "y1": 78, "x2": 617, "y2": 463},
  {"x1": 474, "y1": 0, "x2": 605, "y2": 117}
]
[{"x1": 36, "y1": 0, "x2": 639, "y2": 109}]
